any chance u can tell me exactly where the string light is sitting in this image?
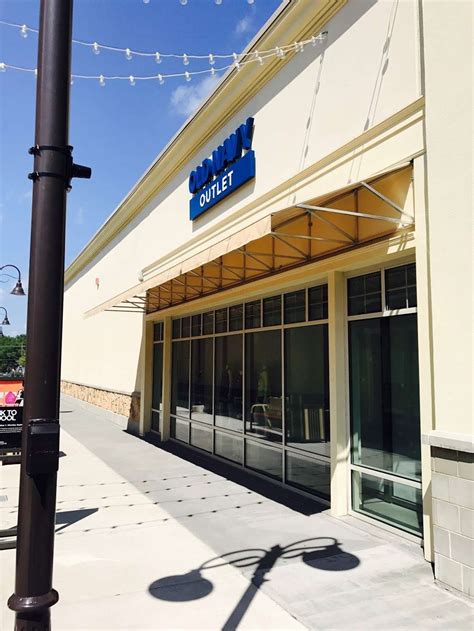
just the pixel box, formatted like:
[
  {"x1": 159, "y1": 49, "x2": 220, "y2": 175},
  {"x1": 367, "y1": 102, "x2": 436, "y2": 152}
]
[
  {"x1": 0, "y1": 19, "x2": 327, "y2": 65},
  {"x1": 125, "y1": 48, "x2": 132, "y2": 61},
  {"x1": 20, "y1": 24, "x2": 28, "y2": 38},
  {"x1": 155, "y1": 52, "x2": 161, "y2": 64},
  {"x1": 0, "y1": 32, "x2": 329, "y2": 87},
  {"x1": 209, "y1": 54, "x2": 215, "y2": 66},
  {"x1": 215, "y1": 0, "x2": 223, "y2": 4},
  {"x1": 183, "y1": 54, "x2": 189, "y2": 66},
  {"x1": 179, "y1": 0, "x2": 188, "y2": 5}
]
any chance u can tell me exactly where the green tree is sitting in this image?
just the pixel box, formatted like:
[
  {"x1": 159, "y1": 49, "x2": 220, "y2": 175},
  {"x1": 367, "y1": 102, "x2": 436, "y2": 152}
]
[{"x1": 0, "y1": 334, "x2": 26, "y2": 374}]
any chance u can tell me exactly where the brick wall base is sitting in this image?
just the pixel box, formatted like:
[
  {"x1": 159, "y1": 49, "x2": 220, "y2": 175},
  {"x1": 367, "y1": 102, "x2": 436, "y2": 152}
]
[
  {"x1": 431, "y1": 446, "x2": 473, "y2": 598},
  {"x1": 61, "y1": 380, "x2": 140, "y2": 424}
]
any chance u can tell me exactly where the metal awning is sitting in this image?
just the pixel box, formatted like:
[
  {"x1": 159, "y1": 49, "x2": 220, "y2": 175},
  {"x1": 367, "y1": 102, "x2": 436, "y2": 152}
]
[{"x1": 86, "y1": 163, "x2": 413, "y2": 317}]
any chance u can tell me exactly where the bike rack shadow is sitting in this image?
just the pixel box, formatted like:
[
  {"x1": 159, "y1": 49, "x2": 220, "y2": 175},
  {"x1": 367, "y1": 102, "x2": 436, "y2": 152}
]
[{"x1": 148, "y1": 537, "x2": 359, "y2": 630}]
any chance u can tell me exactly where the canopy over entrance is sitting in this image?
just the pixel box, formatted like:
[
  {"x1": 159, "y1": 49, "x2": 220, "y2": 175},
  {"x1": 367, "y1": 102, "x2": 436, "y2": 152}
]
[{"x1": 86, "y1": 163, "x2": 413, "y2": 317}]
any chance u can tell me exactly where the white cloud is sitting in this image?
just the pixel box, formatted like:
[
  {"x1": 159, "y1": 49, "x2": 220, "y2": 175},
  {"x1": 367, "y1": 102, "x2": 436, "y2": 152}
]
[
  {"x1": 234, "y1": 15, "x2": 254, "y2": 36},
  {"x1": 170, "y1": 75, "x2": 219, "y2": 118}
]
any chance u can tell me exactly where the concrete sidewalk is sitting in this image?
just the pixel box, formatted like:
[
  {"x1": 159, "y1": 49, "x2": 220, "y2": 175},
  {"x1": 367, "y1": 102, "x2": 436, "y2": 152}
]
[{"x1": 1, "y1": 395, "x2": 472, "y2": 630}]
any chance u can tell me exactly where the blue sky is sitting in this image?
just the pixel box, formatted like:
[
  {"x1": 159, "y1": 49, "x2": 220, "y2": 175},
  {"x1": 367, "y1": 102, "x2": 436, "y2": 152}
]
[{"x1": 0, "y1": 0, "x2": 281, "y2": 335}]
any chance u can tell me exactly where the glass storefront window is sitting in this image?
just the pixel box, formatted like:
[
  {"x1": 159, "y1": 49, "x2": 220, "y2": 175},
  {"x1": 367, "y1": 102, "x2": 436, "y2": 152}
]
[
  {"x1": 348, "y1": 272, "x2": 381, "y2": 315},
  {"x1": 352, "y1": 470, "x2": 422, "y2": 535},
  {"x1": 215, "y1": 335, "x2": 243, "y2": 431},
  {"x1": 215, "y1": 431, "x2": 242, "y2": 464},
  {"x1": 385, "y1": 263, "x2": 417, "y2": 310},
  {"x1": 349, "y1": 314, "x2": 421, "y2": 480},
  {"x1": 181, "y1": 316, "x2": 191, "y2": 338},
  {"x1": 215, "y1": 308, "x2": 228, "y2": 334},
  {"x1": 308, "y1": 285, "x2": 328, "y2": 321},
  {"x1": 191, "y1": 423, "x2": 213, "y2": 453},
  {"x1": 153, "y1": 322, "x2": 163, "y2": 342},
  {"x1": 245, "y1": 300, "x2": 261, "y2": 329},
  {"x1": 263, "y1": 295, "x2": 281, "y2": 327},
  {"x1": 203, "y1": 311, "x2": 214, "y2": 335},
  {"x1": 229, "y1": 304, "x2": 243, "y2": 331},
  {"x1": 191, "y1": 338, "x2": 213, "y2": 424},
  {"x1": 285, "y1": 325, "x2": 329, "y2": 457},
  {"x1": 171, "y1": 340, "x2": 190, "y2": 417},
  {"x1": 286, "y1": 452, "x2": 330, "y2": 500},
  {"x1": 191, "y1": 314, "x2": 202, "y2": 337},
  {"x1": 172, "y1": 319, "x2": 181, "y2": 339},
  {"x1": 284, "y1": 290, "x2": 306, "y2": 324},
  {"x1": 171, "y1": 417, "x2": 189, "y2": 443},
  {"x1": 245, "y1": 439, "x2": 282, "y2": 480},
  {"x1": 245, "y1": 330, "x2": 282, "y2": 442},
  {"x1": 152, "y1": 342, "x2": 163, "y2": 414}
]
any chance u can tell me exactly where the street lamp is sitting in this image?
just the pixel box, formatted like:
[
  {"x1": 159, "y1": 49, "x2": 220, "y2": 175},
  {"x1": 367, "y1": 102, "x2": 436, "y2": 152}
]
[
  {"x1": 0, "y1": 265, "x2": 26, "y2": 296},
  {"x1": 0, "y1": 307, "x2": 11, "y2": 326}
]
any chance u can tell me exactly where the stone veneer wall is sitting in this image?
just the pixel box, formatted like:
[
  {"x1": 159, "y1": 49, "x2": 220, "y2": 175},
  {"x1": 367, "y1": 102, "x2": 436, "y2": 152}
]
[
  {"x1": 61, "y1": 380, "x2": 140, "y2": 423},
  {"x1": 431, "y1": 446, "x2": 473, "y2": 597}
]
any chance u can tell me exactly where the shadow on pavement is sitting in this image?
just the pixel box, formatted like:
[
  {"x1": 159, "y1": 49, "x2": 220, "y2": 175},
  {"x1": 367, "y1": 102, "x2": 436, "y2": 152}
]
[
  {"x1": 145, "y1": 436, "x2": 327, "y2": 517},
  {"x1": 149, "y1": 537, "x2": 359, "y2": 630}
]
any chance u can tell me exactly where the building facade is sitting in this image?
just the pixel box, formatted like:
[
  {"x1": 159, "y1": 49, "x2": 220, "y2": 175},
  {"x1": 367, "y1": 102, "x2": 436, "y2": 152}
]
[{"x1": 61, "y1": 1, "x2": 473, "y2": 597}]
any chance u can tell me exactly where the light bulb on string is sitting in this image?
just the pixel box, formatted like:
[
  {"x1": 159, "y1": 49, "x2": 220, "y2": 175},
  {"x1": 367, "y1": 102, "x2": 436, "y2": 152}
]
[
  {"x1": 183, "y1": 54, "x2": 189, "y2": 66},
  {"x1": 99, "y1": 74, "x2": 105, "y2": 87},
  {"x1": 34, "y1": 68, "x2": 37, "y2": 78},
  {"x1": 155, "y1": 52, "x2": 161, "y2": 64},
  {"x1": 185, "y1": 71, "x2": 191, "y2": 82},
  {"x1": 215, "y1": 0, "x2": 223, "y2": 5},
  {"x1": 179, "y1": 0, "x2": 188, "y2": 5},
  {"x1": 143, "y1": 0, "x2": 150, "y2": 4},
  {"x1": 254, "y1": 51, "x2": 264, "y2": 65},
  {"x1": 0, "y1": 63, "x2": 6, "y2": 73},
  {"x1": 233, "y1": 53, "x2": 241, "y2": 72},
  {"x1": 125, "y1": 48, "x2": 132, "y2": 61},
  {"x1": 210, "y1": 67, "x2": 216, "y2": 76},
  {"x1": 129, "y1": 75, "x2": 136, "y2": 86},
  {"x1": 92, "y1": 42, "x2": 100, "y2": 55},
  {"x1": 247, "y1": 0, "x2": 255, "y2": 4},
  {"x1": 157, "y1": 73, "x2": 164, "y2": 85},
  {"x1": 70, "y1": 76, "x2": 74, "y2": 85},
  {"x1": 209, "y1": 54, "x2": 215, "y2": 66},
  {"x1": 275, "y1": 46, "x2": 285, "y2": 59},
  {"x1": 20, "y1": 24, "x2": 28, "y2": 38}
]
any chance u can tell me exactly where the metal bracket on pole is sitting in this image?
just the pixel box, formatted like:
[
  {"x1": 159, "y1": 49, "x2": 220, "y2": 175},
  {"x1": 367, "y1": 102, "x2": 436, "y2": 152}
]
[{"x1": 28, "y1": 145, "x2": 91, "y2": 191}]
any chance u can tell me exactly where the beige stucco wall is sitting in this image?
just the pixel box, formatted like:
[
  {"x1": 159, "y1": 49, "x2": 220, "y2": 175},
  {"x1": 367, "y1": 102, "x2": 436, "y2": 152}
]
[
  {"x1": 421, "y1": 0, "x2": 473, "y2": 436},
  {"x1": 62, "y1": 0, "x2": 423, "y2": 395}
]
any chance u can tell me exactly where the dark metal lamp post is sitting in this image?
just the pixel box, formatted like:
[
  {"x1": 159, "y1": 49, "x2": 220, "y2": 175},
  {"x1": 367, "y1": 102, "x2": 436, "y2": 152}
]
[
  {"x1": 0, "y1": 307, "x2": 11, "y2": 326},
  {"x1": 0, "y1": 265, "x2": 26, "y2": 297},
  {"x1": 7, "y1": 1, "x2": 90, "y2": 629}
]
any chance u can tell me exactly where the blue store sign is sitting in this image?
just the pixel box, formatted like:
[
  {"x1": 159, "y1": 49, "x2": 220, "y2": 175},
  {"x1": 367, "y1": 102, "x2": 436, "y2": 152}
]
[{"x1": 189, "y1": 117, "x2": 255, "y2": 220}]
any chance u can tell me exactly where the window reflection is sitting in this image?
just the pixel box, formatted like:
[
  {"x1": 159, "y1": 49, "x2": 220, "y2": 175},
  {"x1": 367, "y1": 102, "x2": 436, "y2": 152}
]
[
  {"x1": 215, "y1": 335, "x2": 243, "y2": 431},
  {"x1": 171, "y1": 340, "x2": 190, "y2": 417},
  {"x1": 245, "y1": 330, "x2": 282, "y2": 442},
  {"x1": 285, "y1": 325, "x2": 330, "y2": 457},
  {"x1": 349, "y1": 314, "x2": 421, "y2": 480},
  {"x1": 191, "y1": 338, "x2": 213, "y2": 424}
]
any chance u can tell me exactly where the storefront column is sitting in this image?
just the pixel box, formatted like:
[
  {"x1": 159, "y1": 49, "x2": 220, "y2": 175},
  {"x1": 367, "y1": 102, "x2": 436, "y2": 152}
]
[
  {"x1": 413, "y1": 155, "x2": 434, "y2": 563},
  {"x1": 139, "y1": 318, "x2": 154, "y2": 436},
  {"x1": 328, "y1": 271, "x2": 350, "y2": 517},
  {"x1": 160, "y1": 316, "x2": 172, "y2": 441}
]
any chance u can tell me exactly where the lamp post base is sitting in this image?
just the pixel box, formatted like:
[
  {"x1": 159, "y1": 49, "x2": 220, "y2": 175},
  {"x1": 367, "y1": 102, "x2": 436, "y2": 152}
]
[{"x1": 8, "y1": 589, "x2": 59, "y2": 631}]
